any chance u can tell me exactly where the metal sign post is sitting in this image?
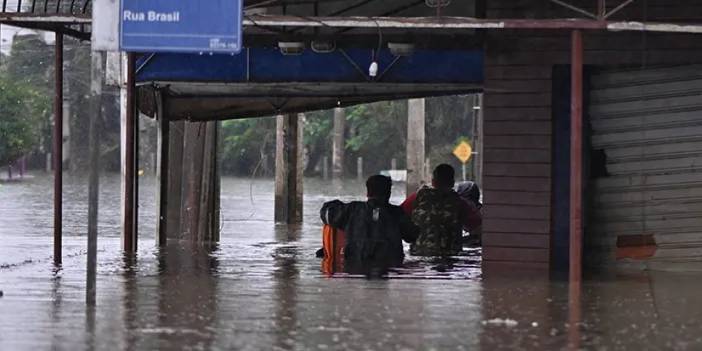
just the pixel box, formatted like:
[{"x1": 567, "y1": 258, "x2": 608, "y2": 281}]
[
  {"x1": 120, "y1": 0, "x2": 243, "y2": 53},
  {"x1": 453, "y1": 140, "x2": 473, "y2": 181}
]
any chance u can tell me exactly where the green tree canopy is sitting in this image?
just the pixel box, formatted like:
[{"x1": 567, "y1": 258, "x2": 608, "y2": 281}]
[{"x1": 0, "y1": 73, "x2": 48, "y2": 165}]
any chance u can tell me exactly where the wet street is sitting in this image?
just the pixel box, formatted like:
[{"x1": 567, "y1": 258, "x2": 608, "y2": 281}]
[{"x1": 2, "y1": 174, "x2": 702, "y2": 350}]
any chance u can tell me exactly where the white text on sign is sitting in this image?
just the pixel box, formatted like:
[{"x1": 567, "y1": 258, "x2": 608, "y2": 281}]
[{"x1": 123, "y1": 11, "x2": 181, "y2": 23}]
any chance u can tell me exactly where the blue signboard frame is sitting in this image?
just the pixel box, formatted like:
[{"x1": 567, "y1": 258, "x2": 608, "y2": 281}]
[{"x1": 120, "y1": 0, "x2": 242, "y2": 54}]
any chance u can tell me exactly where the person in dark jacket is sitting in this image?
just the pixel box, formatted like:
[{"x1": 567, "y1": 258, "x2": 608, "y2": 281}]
[
  {"x1": 320, "y1": 175, "x2": 418, "y2": 275},
  {"x1": 455, "y1": 181, "x2": 484, "y2": 247}
]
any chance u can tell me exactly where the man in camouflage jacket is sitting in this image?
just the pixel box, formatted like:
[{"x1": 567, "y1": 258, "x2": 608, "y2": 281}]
[{"x1": 401, "y1": 164, "x2": 479, "y2": 256}]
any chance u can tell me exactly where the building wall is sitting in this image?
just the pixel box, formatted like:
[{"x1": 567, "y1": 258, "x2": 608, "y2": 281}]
[{"x1": 482, "y1": 0, "x2": 702, "y2": 269}]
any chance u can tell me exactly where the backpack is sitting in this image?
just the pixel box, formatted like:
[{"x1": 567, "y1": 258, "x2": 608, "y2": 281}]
[{"x1": 410, "y1": 187, "x2": 463, "y2": 256}]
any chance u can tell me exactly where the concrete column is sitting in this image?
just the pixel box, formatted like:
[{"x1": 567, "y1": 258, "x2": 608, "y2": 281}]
[
  {"x1": 275, "y1": 113, "x2": 304, "y2": 224},
  {"x1": 407, "y1": 98, "x2": 426, "y2": 194},
  {"x1": 332, "y1": 107, "x2": 345, "y2": 179}
]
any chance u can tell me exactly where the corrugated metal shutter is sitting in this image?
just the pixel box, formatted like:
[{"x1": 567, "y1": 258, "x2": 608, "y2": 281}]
[{"x1": 589, "y1": 65, "x2": 702, "y2": 264}]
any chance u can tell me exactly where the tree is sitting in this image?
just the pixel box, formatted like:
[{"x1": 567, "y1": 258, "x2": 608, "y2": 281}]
[
  {"x1": 0, "y1": 73, "x2": 48, "y2": 165},
  {"x1": 220, "y1": 117, "x2": 276, "y2": 177}
]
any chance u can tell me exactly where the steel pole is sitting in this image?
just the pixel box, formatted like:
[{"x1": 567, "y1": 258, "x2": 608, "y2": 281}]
[
  {"x1": 123, "y1": 53, "x2": 136, "y2": 253},
  {"x1": 570, "y1": 30, "x2": 584, "y2": 282},
  {"x1": 86, "y1": 51, "x2": 104, "y2": 306},
  {"x1": 53, "y1": 32, "x2": 63, "y2": 266}
]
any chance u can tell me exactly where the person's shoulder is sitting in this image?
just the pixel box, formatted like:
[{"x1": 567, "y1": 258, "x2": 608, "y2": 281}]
[
  {"x1": 386, "y1": 204, "x2": 410, "y2": 218},
  {"x1": 415, "y1": 185, "x2": 435, "y2": 197},
  {"x1": 322, "y1": 199, "x2": 345, "y2": 207}
]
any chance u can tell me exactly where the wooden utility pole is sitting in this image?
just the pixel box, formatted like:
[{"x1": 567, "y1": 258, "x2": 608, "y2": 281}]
[
  {"x1": 275, "y1": 114, "x2": 304, "y2": 224},
  {"x1": 570, "y1": 30, "x2": 584, "y2": 283}
]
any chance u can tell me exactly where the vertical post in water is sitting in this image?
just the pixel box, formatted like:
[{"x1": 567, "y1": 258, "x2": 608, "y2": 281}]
[
  {"x1": 407, "y1": 98, "x2": 426, "y2": 194},
  {"x1": 322, "y1": 156, "x2": 329, "y2": 180},
  {"x1": 472, "y1": 94, "x2": 484, "y2": 188},
  {"x1": 570, "y1": 30, "x2": 584, "y2": 282},
  {"x1": 275, "y1": 114, "x2": 303, "y2": 224},
  {"x1": 123, "y1": 53, "x2": 137, "y2": 253},
  {"x1": 425, "y1": 158, "x2": 431, "y2": 182},
  {"x1": 332, "y1": 107, "x2": 345, "y2": 179},
  {"x1": 53, "y1": 32, "x2": 64, "y2": 266},
  {"x1": 166, "y1": 121, "x2": 184, "y2": 240},
  {"x1": 357, "y1": 157, "x2": 363, "y2": 181},
  {"x1": 156, "y1": 91, "x2": 169, "y2": 246},
  {"x1": 86, "y1": 51, "x2": 104, "y2": 306}
]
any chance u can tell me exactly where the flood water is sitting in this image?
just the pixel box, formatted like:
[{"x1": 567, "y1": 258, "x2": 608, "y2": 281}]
[{"x1": 1, "y1": 174, "x2": 702, "y2": 350}]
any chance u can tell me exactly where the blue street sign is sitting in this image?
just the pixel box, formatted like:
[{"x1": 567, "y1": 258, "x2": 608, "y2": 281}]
[{"x1": 120, "y1": 0, "x2": 242, "y2": 54}]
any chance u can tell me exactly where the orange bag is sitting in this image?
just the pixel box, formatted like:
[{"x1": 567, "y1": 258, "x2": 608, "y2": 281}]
[{"x1": 321, "y1": 224, "x2": 346, "y2": 275}]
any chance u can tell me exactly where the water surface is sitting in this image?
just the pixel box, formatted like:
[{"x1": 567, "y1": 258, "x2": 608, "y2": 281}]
[{"x1": 1, "y1": 174, "x2": 702, "y2": 350}]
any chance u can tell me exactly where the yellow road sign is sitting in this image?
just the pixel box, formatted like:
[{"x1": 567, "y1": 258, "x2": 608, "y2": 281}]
[{"x1": 453, "y1": 141, "x2": 473, "y2": 164}]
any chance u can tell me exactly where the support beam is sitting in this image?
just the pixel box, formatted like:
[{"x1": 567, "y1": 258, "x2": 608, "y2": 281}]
[
  {"x1": 407, "y1": 98, "x2": 426, "y2": 194},
  {"x1": 196, "y1": 122, "x2": 219, "y2": 242},
  {"x1": 179, "y1": 121, "x2": 220, "y2": 243},
  {"x1": 181, "y1": 121, "x2": 207, "y2": 241},
  {"x1": 332, "y1": 107, "x2": 345, "y2": 179},
  {"x1": 86, "y1": 51, "x2": 104, "y2": 306},
  {"x1": 122, "y1": 52, "x2": 137, "y2": 253},
  {"x1": 570, "y1": 30, "x2": 584, "y2": 282},
  {"x1": 53, "y1": 32, "x2": 63, "y2": 266},
  {"x1": 166, "y1": 120, "x2": 184, "y2": 240},
  {"x1": 275, "y1": 113, "x2": 304, "y2": 224},
  {"x1": 241, "y1": 15, "x2": 702, "y2": 34},
  {"x1": 156, "y1": 91, "x2": 169, "y2": 246}
]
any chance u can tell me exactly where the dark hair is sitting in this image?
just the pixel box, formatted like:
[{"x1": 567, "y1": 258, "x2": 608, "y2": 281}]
[
  {"x1": 432, "y1": 164, "x2": 455, "y2": 188},
  {"x1": 366, "y1": 175, "x2": 392, "y2": 202}
]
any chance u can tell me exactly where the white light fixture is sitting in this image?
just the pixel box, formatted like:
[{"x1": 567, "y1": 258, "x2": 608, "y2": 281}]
[
  {"x1": 311, "y1": 40, "x2": 336, "y2": 54},
  {"x1": 368, "y1": 61, "x2": 379, "y2": 77},
  {"x1": 388, "y1": 42, "x2": 415, "y2": 56},
  {"x1": 278, "y1": 41, "x2": 305, "y2": 55}
]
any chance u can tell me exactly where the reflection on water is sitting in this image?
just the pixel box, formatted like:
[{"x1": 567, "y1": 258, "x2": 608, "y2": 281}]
[{"x1": 2, "y1": 174, "x2": 702, "y2": 349}]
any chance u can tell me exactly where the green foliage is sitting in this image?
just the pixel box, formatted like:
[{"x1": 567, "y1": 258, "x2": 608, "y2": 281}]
[
  {"x1": 0, "y1": 33, "x2": 54, "y2": 167},
  {"x1": 0, "y1": 73, "x2": 48, "y2": 165},
  {"x1": 4, "y1": 34, "x2": 54, "y2": 90},
  {"x1": 220, "y1": 117, "x2": 276, "y2": 176},
  {"x1": 344, "y1": 100, "x2": 407, "y2": 174},
  {"x1": 217, "y1": 96, "x2": 479, "y2": 178}
]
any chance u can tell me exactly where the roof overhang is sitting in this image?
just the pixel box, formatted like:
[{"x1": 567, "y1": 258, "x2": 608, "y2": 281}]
[{"x1": 136, "y1": 48, "x2": 483, "y2": 120}]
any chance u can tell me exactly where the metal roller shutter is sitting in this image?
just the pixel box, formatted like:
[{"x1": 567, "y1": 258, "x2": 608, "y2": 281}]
[{"x1": 589, "y1": 65, "x2": 702, "y2": 265}]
